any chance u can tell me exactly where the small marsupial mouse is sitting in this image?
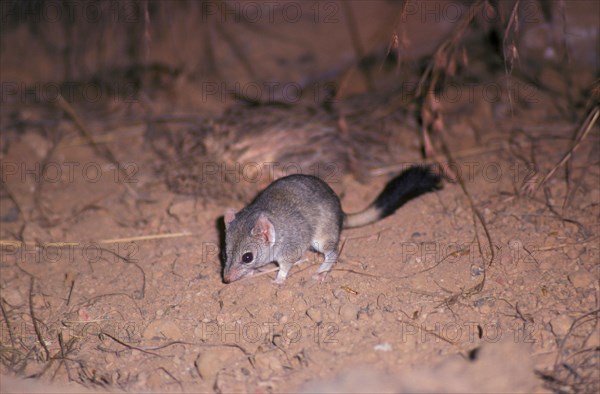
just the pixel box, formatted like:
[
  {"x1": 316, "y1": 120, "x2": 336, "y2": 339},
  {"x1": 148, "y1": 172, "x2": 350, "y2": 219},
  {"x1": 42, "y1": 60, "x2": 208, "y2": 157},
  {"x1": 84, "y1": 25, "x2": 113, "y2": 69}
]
[{"x1": 223, "y1": 165, "x2": 441, "y2": 284}]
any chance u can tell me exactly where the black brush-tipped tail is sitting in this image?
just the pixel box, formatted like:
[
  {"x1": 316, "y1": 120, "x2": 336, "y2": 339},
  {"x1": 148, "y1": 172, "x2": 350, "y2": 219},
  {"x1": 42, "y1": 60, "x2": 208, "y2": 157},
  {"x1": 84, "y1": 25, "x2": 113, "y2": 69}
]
[
  {"x1": 374, "y1": 165, "x2": 442, "y2": 217},
  {"x1": 343, "y1": 165, "x2": 442, "y2": 229}
]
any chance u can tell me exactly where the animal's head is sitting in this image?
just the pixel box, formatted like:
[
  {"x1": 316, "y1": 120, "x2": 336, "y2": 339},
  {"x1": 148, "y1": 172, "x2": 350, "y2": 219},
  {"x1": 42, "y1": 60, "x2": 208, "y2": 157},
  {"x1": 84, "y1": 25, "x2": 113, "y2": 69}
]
[{"x1": 223, "y1": 208, "x2": 276, "y2": 283}]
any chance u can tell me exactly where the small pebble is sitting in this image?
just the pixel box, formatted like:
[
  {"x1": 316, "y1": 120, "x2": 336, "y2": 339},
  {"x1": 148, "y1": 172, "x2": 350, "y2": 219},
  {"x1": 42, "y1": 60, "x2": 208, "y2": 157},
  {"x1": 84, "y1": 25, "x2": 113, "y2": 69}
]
[
  {"x1": 246, "y1": 303, "x2": 261, "y2": 317},
  {"x1": 372, "y1": 310, "x2": 384, "y2": 322},
  {"x1": 565, "y1": 248, "x2": 580, "y2": 260},
  {"x1": 273, "y1": 311, "x2": 284, "y2": 321},
  {"x1": 550, "y1": 315, "x2": 573, "y2": 337},
  {"x1": 195, "y1": 351, "x2": 222, "y2": 380},
  {"x1": 374, "y1": 342, "x2": 392, "y2": 352},
  {"x1": 254, "y1": 353, "x2": 283, "y2": 373},
  {"x1": 479, "y1": 304, "x2": 492, "y2": 314},
  {"x1": 147, "y1": 372, "x2": 162, "y2": 388},
  {"x1": 142, "y1": 319, "x2": 182, "y2": 340},
  {"x1": 2, "y1": 287, "x2": 23, "y2": 306},
  {"x1": 339, "y1": 303, "x2": 358, "y2": 322},
  {"x1": 306, "y1": 307, "x2": 323, "y2": 323},
  {"x1": 105, "y1": 353, "x2": 115, "y2": 365},
  {"x1": 332, "y1": 288, "x2": 348, "y2": 300},
  {"x1": 358, "y1": 310, "x2": 370, "y2": 321},
  {"x1": 136, "y1": 371, "x2": 148, "y2": 387},
  {"x1": 292, "y1": 298, "x2": 308, "y2": 313},
  {"x1": 471, "y1": 265, "x2": 484, "y2": 277},
  {"x1": 568, "y1": 272, "x2": 594, "y2": 288},
  {"x1": 277, "y1": 289, "x2": 294, "y2": 300}
]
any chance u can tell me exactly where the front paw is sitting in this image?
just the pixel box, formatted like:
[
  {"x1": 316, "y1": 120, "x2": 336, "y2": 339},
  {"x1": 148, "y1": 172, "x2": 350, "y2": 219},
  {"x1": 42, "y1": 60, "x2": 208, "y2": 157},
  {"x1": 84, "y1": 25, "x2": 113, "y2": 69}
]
[{"x1": 311, "y1": 271, "x2": 329, "y2": 283}]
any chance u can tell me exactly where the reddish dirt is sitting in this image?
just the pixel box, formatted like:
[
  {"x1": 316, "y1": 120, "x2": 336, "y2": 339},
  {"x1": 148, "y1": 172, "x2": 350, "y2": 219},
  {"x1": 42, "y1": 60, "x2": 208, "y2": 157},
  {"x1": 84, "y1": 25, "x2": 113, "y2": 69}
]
[{"x1": 1, "y1": 1, "x2": 598, "y2": 393}]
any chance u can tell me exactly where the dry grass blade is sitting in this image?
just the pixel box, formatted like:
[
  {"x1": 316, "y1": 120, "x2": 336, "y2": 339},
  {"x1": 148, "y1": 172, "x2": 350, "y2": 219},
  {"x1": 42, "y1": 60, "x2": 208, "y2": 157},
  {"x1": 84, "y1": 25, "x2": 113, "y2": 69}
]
[
  {"x1": 540, "y1": 308, "x2": 600, "y2": 393},
  {"x1": 0, "y1": 297, "x2": 18, "y2": 366},
  {"x1": 1, "y1": 232, "x2": 193, "y2": 247},
  {"x1": 341, "y1": 1, "x2": 374, "y2": 91},
  {"x1": 502, "y1": 0, "x2": 521, "y2": 114},
  {"x1": 563, "y1": 146, "x2": 598, "y2": 208},
  {"x1": 415, "y1": 0, "x2": 486, "y2": 159},
  {"x1": 95, "y1": 246, "x2": 147, "y2": 299},
  {"x1": 435, "y1": 131, "x2": 495, "y2": 297},
  {"x1": 98, "y1": 232, "x2": 194, "y2": 244},
  {"x1": 523, "y1": 106, "x2": 599, "y2": 196},
  {"x1": 32, "y1": 132, "x2": 63, "y2": 226},
  {"x1": 99, "y1": 331, "x2": 163, "y2": 357},
  {"x1": 416, "y1": 0, "x2": 485, "y2": 98},
  {"x1": 28, "y1": 278, "x2": 50, "y2": 361}
]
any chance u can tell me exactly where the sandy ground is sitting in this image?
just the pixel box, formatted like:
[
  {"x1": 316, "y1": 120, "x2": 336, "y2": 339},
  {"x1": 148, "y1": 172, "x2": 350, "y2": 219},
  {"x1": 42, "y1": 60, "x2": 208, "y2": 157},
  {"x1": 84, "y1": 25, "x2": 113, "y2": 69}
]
[{"x1": 1, "y1": 1, "x2": 598, "y2": 393}]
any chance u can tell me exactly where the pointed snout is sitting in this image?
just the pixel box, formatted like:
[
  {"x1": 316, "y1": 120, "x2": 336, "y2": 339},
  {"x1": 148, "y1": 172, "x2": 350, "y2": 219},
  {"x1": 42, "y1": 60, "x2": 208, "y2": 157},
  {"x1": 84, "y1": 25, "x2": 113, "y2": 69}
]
[
  {"x1": 223, "y1": 270, "x2": 234, "y2": 283},
  {"x1": 223, "y1": 267, "x2": 246, "y2": 283}
]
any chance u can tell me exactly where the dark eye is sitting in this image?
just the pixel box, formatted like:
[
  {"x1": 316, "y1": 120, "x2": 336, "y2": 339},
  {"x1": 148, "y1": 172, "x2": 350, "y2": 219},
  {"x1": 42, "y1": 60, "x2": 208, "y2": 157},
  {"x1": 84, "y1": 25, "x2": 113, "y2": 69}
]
[{"x1": 242, "y1": 252, "x2": 253, "y2": 264}]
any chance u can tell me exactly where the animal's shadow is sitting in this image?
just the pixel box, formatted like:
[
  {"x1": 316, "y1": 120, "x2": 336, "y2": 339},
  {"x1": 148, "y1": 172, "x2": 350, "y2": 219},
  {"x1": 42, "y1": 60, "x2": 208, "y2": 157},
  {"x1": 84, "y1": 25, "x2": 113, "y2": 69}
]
[{"x1": 215, "y1": 215, "x2": 227, "y2": 282}]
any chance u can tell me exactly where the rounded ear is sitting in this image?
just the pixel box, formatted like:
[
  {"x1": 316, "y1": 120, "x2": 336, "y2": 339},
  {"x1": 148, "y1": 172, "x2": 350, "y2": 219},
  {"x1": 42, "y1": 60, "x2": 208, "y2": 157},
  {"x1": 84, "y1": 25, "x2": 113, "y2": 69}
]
[
  {"x1": 251, "y1": 214, "x2": 276, "y2": 246},
  {"x1": 224, "y1": 208, "x2": 236, "y2": 227}
]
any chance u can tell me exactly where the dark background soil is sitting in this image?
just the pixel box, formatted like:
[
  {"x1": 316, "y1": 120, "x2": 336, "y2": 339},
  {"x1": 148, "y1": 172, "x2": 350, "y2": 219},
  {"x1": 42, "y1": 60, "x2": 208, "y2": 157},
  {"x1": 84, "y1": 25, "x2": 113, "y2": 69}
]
[{"x1": 1, "y1": 1, "x2": 598, "y2": 393}]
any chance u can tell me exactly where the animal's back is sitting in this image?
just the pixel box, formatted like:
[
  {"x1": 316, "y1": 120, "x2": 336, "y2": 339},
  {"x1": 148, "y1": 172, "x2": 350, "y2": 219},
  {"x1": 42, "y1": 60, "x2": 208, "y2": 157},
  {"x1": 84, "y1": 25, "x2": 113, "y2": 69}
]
[{"x1": 252, "y1": 174, "x2": 343, "y2": 232}]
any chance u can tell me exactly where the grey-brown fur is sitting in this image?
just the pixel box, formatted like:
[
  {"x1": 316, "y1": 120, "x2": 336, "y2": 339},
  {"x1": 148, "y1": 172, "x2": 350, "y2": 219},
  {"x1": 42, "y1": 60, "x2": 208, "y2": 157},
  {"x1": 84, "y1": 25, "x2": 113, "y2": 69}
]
[{"x1": 223, "y1": 166, "x2": 441, "y2": 284}]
